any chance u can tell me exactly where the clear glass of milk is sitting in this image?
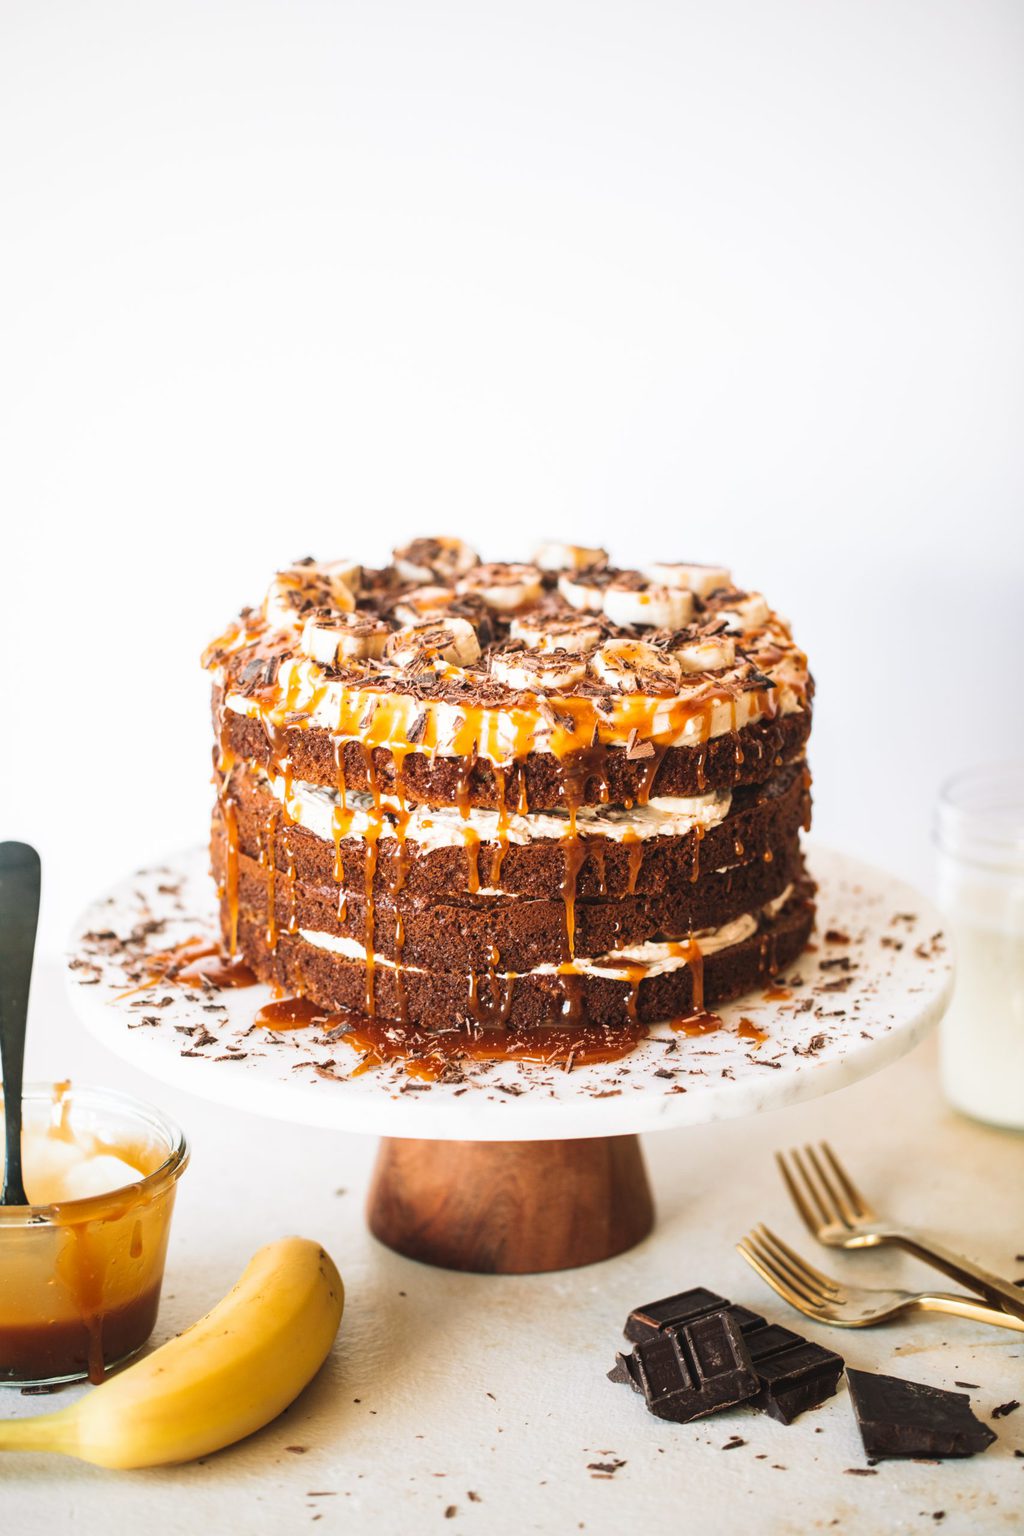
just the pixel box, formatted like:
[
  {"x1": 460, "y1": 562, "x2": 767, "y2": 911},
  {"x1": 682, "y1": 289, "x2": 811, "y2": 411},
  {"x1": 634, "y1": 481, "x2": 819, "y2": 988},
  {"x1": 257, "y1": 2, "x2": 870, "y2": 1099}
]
[{"x1": 935, "y1": 763, "x2": 1024, "y2": 1129}]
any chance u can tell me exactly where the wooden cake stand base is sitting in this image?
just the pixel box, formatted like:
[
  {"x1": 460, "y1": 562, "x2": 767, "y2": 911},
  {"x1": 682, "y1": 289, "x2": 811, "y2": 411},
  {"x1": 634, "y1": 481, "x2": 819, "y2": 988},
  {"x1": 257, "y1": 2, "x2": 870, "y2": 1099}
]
[{"x1": 367, "y1": 1134, "x2": 654, "y2": 1273}]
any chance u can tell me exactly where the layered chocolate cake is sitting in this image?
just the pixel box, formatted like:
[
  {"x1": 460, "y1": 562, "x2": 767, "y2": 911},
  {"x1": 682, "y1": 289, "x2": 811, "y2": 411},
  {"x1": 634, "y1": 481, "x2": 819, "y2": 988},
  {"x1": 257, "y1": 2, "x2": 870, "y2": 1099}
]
[{"x1": 202, "y1": 540, "x2": 814, "y2": 1064}]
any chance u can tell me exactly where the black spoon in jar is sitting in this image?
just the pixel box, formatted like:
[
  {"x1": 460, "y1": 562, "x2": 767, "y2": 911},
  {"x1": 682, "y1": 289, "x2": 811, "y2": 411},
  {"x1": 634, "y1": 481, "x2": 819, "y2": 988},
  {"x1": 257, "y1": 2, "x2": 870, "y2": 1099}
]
[{"x1": 0, "y1": 842, "x2": 41, "y2": 1206}]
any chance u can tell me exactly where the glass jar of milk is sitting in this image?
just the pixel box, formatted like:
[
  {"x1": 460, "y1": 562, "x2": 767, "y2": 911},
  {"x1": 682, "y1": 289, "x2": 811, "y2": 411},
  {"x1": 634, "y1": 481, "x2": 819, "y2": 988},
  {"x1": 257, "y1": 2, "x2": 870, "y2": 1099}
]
[{"x1": 935, "y1": 764, "x2": 1024, "y2": 1129}]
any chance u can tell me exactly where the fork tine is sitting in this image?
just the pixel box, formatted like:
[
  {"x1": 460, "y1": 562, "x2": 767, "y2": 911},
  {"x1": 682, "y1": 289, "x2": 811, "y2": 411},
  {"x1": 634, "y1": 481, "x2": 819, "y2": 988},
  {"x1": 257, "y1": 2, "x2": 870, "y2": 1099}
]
[
  {"x1": 819, "y1": 1141, "x2": 876, "y2": 1222},
  {"x1": 789, "y1": 1145, "x2": 838, "y2": 1229},
  {"x1": 736, "y1": 1228, "x2": 835, "y2": 1314},
  {"x1": 736, "y1": 1238, "x2": 811, "y2": 1314},
  {"x1": 775, "y1": 1149, "x2": 826, "y2": 1237},
  {"x1": 743, "y1": 1229, "x2": 823, "y2": 1308},
  {"x1": 805, "y1": 1143, "x2": 858, "y2": 1227},
  {"x1": 750, "y1": 1227, "x2": 830, "y2": 1305},
  {"x1": 755, "y1": 1224, "x2": 844, "y2": 1299}
]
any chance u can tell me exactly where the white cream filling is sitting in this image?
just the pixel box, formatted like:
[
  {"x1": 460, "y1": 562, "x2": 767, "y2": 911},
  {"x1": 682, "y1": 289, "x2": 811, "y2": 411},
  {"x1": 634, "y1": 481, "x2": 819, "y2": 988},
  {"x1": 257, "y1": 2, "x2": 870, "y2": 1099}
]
[
  {"x1": 266, "y1": 771, "x2": 732, "y2": 848},
  {"x1": 223, "y1": 647, "x2": 805, "y2": 765},
  {"x1": 297, "y1": 885, "x2": 794, "y2": 982}
]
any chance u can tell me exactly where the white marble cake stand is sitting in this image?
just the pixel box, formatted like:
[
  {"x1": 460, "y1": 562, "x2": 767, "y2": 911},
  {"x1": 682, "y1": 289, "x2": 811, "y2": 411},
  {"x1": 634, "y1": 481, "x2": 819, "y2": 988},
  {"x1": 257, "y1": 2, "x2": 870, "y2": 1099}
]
[{"x1": 66, "y1": 844, "x2": 953, "y2": 1273}]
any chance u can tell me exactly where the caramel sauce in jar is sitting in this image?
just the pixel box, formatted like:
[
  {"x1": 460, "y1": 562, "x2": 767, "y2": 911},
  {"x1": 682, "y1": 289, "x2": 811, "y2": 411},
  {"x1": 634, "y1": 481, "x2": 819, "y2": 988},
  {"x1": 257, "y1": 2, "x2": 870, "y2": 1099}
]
[{"x1": 0, "y1": 1084, "x2": 188, "y2": 1387}]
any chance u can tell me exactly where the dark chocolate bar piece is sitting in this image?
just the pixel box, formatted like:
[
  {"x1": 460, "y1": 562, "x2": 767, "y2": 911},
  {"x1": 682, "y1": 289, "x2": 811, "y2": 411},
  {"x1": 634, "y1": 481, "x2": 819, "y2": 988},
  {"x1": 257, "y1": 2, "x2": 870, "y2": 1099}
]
[
  {"x1": 617, "y1": 1289, "x2": 843, "y2": 1424},
  {"x1": 625, "y1": 1287, "x2": 731, "y2": 1344},
  {"x1": 726, "y1": 1304, "x2": 768, "y2": 1334},
  {"x1": 846, "y1": 1368, "x2": 997, "y2": 1460},
  {"x1": 743, "y1": 1322, "x2": 807, "y2": 1361},
  {"x1": 629, "y1": 1312, "x2": 759, "y2": 1423},
  {"x1": 750, "y1": 1336, "x2": 845, "y2": 1424},
  {"x1": 607, "y1": 1351, "x2": 643, "y2": 1393}
]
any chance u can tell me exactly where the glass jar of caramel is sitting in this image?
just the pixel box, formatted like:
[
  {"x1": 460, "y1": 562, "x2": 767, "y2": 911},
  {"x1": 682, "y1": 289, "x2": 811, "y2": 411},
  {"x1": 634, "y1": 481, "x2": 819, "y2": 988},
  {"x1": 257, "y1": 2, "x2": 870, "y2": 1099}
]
[{"x1": 0, "y1": 1083, "x2": 189, "y2": 1386}]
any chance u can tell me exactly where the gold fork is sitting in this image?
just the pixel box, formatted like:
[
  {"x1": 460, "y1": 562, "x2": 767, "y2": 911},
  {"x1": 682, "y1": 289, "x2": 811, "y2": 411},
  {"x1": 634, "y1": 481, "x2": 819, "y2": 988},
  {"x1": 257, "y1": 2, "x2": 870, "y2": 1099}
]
[
  {"x1": 776, "y1": 1141, "x2": 1024, "y2": 1323},
  {"x1": 737, "y1": 1224, "x2": 1024, "y2": 1332}
]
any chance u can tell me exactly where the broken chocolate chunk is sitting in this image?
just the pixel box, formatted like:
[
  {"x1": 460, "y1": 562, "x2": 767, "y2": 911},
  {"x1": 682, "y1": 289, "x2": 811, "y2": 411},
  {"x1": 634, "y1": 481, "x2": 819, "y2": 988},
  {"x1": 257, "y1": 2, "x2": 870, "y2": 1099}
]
[
  {"x1": 607, "y1": 1352, "x2": 643, "y2": 1393},
  {"x1": 625, "y1": 1287, "x2": 730, "y2": 1343},
  {"x1": 742, "y1": 1321, "x2": 806, "y2": 1361},
  {"x1": 619, "y1": 1288, "x2": 843, "y2": 1423},
  {"x1": 619, "y1": 1311, "x2": 759, "y2": 1423},
  {"x1": 723, "y1": 1304, "x2": 766, "y2": 1333},
  {"x1": 846, "y1": 1369, "x2": 997, "y2": 1461},
  {"x1": 747, "y1": 1333, "x2": 845, "y2": 1424}
]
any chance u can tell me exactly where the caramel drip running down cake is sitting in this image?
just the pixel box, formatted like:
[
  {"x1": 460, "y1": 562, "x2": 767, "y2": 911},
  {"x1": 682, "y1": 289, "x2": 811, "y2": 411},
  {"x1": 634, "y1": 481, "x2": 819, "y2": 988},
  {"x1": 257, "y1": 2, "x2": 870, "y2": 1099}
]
[{"x1": 202, "y1": 539, "x2": 815, "y2": 1064}]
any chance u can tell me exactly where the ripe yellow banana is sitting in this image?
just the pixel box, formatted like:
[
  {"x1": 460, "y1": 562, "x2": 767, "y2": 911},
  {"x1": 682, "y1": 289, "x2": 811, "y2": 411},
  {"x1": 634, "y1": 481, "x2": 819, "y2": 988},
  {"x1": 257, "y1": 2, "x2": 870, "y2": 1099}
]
[{"x1": 0, "y1": 1236, "x2": 343, "y2": 1468}]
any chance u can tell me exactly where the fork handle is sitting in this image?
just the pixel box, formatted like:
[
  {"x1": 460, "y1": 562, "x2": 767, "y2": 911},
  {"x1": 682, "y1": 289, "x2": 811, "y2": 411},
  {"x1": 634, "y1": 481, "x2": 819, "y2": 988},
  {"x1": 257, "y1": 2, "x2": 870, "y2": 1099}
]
[
  {"x1": 886, "y1": 1231, "x2": 1024, "y2": 1322},
  {"x1": 914, "y1": 1291, "x2": 1024, "y2": 1333}
]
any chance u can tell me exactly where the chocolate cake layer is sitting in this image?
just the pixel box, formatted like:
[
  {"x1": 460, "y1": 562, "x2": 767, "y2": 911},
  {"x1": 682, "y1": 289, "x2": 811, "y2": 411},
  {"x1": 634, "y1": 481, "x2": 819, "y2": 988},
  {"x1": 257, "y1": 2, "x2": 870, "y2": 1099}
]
[
  {"x1": 223, "y1": 757, "x2": 811, "y2": 902},
  {"x1": 217, "y1": 693, "x2": 812, "y2": 811},
  {"x1": 214, "y1": 825, "x2": 802, "y2": 971},
  {"x1": 222, "y1": 883, "x2": 815, "y2": 1032}
]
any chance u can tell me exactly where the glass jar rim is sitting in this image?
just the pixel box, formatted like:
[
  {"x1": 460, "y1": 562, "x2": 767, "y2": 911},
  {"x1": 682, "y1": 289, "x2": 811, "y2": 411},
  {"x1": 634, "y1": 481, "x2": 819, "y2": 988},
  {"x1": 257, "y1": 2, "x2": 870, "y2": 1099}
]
[
  {"x1": 935, "y1": 760, "x2": 1024, "y2": 871},
  {"x1": 0, "y1": 1082, "x2": 189, "y2": 1226}
]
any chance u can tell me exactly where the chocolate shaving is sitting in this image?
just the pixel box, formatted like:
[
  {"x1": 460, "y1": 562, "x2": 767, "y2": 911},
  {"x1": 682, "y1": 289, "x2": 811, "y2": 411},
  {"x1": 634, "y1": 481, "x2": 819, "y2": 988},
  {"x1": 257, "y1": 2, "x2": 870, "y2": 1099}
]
[
  {"x1": 741, "y1": 667, "x2": 776, "y2": 692},
  {"x1": 406, "y1": 710, "x2": 429, "y2": 745},
  {"x1": 625, "y1": 728, "x2": 655, "y2": 761}
]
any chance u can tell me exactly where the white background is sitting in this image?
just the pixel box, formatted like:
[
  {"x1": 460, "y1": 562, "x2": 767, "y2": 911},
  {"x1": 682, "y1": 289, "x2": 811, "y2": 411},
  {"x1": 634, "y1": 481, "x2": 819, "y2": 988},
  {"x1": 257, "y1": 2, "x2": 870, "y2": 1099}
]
[
  {"x1": 2, "y1": 0, "x2": 1023, "y2": 954},
  {"x1": 2, "y1": 12, "x2": 1024, "y2": 1532}
]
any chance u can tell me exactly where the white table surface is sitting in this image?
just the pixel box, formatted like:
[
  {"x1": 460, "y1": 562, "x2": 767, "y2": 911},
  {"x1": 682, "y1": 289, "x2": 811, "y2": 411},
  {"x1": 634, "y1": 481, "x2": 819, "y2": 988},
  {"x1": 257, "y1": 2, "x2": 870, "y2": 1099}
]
[{"x1": 5, "y1": 957, "x2": 1024, "y2": 1534}]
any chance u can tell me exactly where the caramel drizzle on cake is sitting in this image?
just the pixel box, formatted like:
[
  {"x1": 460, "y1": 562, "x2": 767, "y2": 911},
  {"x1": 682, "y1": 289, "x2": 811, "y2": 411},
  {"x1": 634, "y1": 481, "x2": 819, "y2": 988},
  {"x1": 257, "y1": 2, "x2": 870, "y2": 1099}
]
[{"x1": 203, "y1": 540, "x2": 815, "y2": 1059}]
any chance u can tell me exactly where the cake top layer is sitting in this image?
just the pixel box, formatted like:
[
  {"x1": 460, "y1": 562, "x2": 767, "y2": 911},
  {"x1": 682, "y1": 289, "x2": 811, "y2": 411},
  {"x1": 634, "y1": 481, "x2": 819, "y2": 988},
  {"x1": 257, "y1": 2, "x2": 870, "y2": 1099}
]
[{"x1": 204, "y1": 539, "x2": 810, "y2": 764}]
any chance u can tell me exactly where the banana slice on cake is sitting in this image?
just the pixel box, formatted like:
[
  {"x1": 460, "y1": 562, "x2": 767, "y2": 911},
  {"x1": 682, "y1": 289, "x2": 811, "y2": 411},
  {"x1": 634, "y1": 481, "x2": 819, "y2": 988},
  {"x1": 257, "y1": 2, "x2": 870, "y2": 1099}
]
[
  {"x1": 391, "y1": 585, "x2": 458, "y2": 624},
  {"x1": 642, "y1": 561, "x2": 731, "y2": 598},
  {"x1": 602, "y1": 576, "x2": 694, "y2": 631},
  {"x1": 264, "y1": 560, "x2": 359, "y2": 632},
  {"x1": 591, "y1": 639, "x2": 682, "y2": 695},
  {"x1": 383, "y1": 617, "x2": 481, "y2": 669},
  {"x1": 509, "y1": 613, "x2": 604, "y2": 653},
  {"x1": 393, "y1": 537, "x2": 479, "y2": 585},
  {"x1": 533, "y1": 541, "x2": 609, "y2": 573},
  {"x1": 672, "y1": 634, "x2": 737, "y2": 673},
  {"x1": 557, "y1": 566, "x2": 615, "y2": 613},
  {"x1": 714, "y1": 592, "x2": 771, "y2": 631},
  {"x1": 490, "y1": 648, "x2": 588, "y2": 692},
  {"x1": 300, "y1": 610, "x2": 391, "y2": 666},
  {"x1": 456, "y1": 563, "x2": 543, "y2": 612}
]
